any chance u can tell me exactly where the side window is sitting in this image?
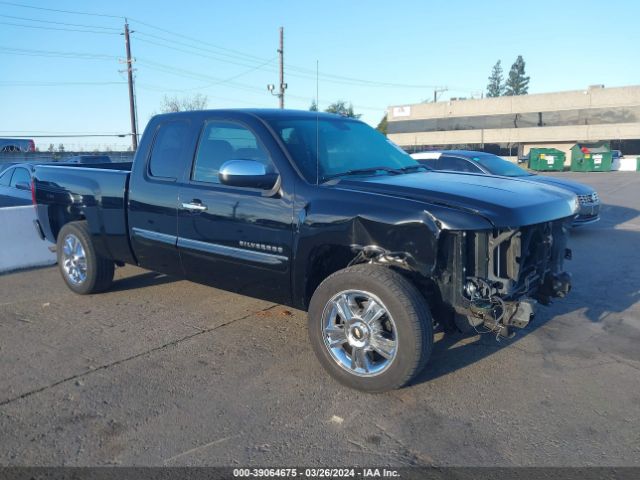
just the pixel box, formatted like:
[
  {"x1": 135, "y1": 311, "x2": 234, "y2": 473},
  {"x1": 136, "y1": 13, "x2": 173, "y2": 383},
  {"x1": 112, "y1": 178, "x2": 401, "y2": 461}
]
[
  {"x1": 0, "y1": 168, "x2": 12, "y2": 186},
  {"x1": 419, "y1": 158, "x2": 438, "y2": 169},
  {"x1": 148, "y1": 122, "x2": 190, "y2": 179},
  {"x1": 192, "y1": 121, "x2": 274, "y2": 184},
  {"x1": 439, "y1": 156, "x2": 482, "y2": 173},
  {"x1": 9, "y1": 167, "x2": 30, "y2": 187}
]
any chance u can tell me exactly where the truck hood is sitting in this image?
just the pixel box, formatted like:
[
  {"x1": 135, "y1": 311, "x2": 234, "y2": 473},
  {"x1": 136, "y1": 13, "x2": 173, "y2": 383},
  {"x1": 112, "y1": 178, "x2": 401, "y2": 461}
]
[
  {"x1": 336, "y1": 171, "x2": 578, "y2": 228},
  {"x1": 523, "y1": 174, "x2": 596, "y2": 195}
]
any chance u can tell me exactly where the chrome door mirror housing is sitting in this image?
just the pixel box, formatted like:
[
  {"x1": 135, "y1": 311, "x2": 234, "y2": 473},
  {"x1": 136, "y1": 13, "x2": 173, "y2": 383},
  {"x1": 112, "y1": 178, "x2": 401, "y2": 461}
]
[{"x1": 218, "y1": 160, "x2": 279, "y2": 190}]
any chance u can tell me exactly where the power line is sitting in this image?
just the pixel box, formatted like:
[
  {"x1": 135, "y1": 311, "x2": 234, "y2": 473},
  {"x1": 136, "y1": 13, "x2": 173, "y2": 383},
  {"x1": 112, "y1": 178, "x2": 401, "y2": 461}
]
[
  {"x1": 0, "y1": 21, "x2": 120, "y2": 34},
  {"x1": 1, "y1": 130, "x2": 132, "y2": 134},
  {"x1": 1, "y1": 0, "x2": 477, "y2": 92},
  {"x1": 0, "y1": 1, "x2": 123, "y2": 19},
  {"x1": 0, "y1": 46, "x2": 117, "y2": 59},
  {"x1": 0, "y1": 13, "x2": 120, "y2": 30},
  {"x1": 3, "y1": 134, "x2": 131, "y2": 138},
  {"x1": 0, "y1": 81, "x2": 127, "y2": 86}
]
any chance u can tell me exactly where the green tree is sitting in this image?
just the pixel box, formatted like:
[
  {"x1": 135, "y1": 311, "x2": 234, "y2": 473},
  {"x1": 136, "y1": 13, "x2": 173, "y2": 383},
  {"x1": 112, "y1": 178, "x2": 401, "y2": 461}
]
[
  {"x1": 47, "y1": 143, "x2": 55, "y2": 153},
  {"x1": 486, "y1": 60, "x2": 504, "y2": 97},
  {"x1": 504, "y1": 55, "x2": 530, "y2": 96},
  {"x1": 309, "y1": 99, "x2": 318, "y2": 111},
  {"x1": 57, "y1": 143, "x2": 65, "y2": 152},
  {"x1": 376, "y1": 114, "x2": 388, "y2": 135},
  {"x1": 325, "y1": 100, "x2": 361, "y2": 119},
  {"x1": 160, "y1": 93, "x2": 208, "y2": 112}
]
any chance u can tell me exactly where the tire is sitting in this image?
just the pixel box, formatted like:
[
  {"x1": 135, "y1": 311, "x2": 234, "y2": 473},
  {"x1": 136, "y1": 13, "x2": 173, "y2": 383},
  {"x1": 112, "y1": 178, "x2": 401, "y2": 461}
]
[
  {"x1": 57, "y1": 221, "x2": 114, "y2": 295},
  {"x1": 308, "y1": 264, "x2": 433, "y2": 392}
]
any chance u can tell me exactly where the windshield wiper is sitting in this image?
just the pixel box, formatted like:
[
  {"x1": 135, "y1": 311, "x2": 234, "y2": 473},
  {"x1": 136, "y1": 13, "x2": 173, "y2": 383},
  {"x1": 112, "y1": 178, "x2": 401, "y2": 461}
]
[
  {"x1": 321, "y1": 166, "x2": 401, "y2": 182},
  {"x1": 396, "y1": 164, "x2": 431, "y2": 173}
]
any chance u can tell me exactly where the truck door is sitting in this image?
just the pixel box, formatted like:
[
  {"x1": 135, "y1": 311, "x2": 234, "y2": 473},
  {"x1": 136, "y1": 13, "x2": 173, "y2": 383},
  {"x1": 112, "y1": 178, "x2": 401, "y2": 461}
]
[
  {"x1": 128, "y1": 119, "x2": 194, "y2": 277},
  {"x1": 177, "y1": 119, "x2": 294, "y2": 305}
]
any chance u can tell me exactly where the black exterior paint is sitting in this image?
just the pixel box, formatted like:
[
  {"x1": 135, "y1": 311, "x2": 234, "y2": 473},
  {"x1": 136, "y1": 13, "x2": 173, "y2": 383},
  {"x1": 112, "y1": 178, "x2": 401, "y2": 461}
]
[{"x1": 32, "y1": 109, "x2": 577, "y2": 315}]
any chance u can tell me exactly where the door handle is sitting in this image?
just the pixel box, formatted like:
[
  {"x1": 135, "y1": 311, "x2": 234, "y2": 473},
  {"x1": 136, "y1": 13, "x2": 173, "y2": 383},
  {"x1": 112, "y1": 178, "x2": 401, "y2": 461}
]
[{"x1": 181, "y1": 201, "x2": 208, "y2": 212}]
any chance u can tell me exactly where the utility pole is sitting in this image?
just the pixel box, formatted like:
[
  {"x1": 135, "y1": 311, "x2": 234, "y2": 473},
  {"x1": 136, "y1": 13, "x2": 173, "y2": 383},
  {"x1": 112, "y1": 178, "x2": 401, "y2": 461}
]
[
  {"x1": 123, "y1": 19, "x2": 138, "y2": 150},
  {"x1": 267, "y1": 27, "x2": 287, "y2": 108},
  {"x1": 278, "y1": 26, "x2": 285, "y2": 109},
  {"x1": 433, "y1": 86, "x2": 448, "y2": 103}
]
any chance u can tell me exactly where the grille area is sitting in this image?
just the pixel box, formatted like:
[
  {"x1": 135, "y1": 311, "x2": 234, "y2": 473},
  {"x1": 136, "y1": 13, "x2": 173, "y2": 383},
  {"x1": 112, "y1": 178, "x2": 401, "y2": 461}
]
[
  {"x1": 578, "y1": 192, "x2": 599, "y2": 204},
  {"x1": 463, "y1": 218, "x2": 570, "y2": 299}
]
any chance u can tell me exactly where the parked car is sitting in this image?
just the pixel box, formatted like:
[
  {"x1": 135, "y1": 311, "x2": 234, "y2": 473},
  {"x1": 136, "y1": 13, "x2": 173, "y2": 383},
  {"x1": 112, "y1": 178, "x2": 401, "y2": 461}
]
[
  {"x1": 0, "y1": 163, "x2": 35, "y2": 205},
  {"x1": 65, "y1": 155, "x2": 111, "y2": 164},
  {"x1": 612, "y1": 150, "x2": 623, "y2": 162},
  {"x1": 32, "y1": 110, "x2": 577, "y2": 392},
  {"x1": 411, "y1": 150, "x2": 600, "y2": 226}
]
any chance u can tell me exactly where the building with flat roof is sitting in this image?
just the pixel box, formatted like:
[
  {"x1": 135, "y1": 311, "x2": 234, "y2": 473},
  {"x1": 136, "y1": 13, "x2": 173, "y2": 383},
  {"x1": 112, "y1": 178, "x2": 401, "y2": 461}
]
[{"x1": 386, "y1": 85, "x2": 640, "y2": 159}]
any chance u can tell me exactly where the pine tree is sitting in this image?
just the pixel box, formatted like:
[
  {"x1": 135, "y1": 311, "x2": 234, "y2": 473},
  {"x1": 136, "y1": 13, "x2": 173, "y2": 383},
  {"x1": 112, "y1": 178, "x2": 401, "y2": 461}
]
[
  {"x1": 309, "y1": 99, "x2": 318, "y2": 111},
  {"x1": 504, "y1": 55, "x2": 530, "y2": 96},
  {"x1": 486, "y1": 60, "x2": 504, "y2": 97},
  {"x1": 376, "y1": 114, "x2": 388, "y2": 135}
]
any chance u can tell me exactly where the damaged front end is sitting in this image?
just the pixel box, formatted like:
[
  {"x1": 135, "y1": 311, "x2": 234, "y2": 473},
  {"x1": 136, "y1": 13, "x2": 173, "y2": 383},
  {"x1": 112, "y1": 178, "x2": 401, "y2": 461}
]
[{"x1": 436, "y1": 218, "x2": 573, "y2": 338}]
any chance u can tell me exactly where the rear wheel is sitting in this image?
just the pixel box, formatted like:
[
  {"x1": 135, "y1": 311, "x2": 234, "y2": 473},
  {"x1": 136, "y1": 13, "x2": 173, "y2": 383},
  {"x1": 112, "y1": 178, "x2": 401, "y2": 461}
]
[
  {"x1": 57, "y1": 221, "x2": 114, "y2": 294},
  {"x1": 308, "y1": 264, "x2": 433, "y2": 392}
]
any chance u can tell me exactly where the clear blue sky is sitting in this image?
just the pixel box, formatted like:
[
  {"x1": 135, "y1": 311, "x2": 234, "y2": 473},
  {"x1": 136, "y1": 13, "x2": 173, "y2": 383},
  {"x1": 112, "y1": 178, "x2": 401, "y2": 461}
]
[{"x1": 1, "y1": 0, "x2": 638, "y2": 150}]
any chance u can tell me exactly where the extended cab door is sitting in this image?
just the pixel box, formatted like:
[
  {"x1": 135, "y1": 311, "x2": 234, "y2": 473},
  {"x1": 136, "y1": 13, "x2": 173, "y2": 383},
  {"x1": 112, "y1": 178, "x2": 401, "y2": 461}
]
[
  {"x1": 177, "y1": 117, "x2": 294, "y2": 305},
  {"x1": 128, "y1": 119, "x2": 196, "y2": 277}
]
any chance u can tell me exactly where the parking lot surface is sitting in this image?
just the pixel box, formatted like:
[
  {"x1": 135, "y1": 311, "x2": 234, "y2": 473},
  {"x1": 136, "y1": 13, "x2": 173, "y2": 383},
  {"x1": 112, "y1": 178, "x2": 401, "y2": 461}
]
[{"x1": 0, "y1": 172, "x2": 639, "y2": 466}]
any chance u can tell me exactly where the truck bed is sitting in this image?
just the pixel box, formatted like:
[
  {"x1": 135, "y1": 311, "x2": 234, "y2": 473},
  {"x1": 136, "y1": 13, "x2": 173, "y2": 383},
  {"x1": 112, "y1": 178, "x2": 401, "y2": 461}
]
[{"x1": 32, "y1": 162, "x2": 135, "y2": 264}]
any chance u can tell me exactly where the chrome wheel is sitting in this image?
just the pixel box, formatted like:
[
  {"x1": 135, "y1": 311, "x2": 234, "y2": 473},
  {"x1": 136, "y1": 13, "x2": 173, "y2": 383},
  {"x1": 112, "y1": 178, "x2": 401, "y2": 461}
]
[
  {"x1": 322, "y1": 290, "x2": 398, "y2": 377},
  {"x1": 61, "y1": 233, "x2": 87, "y2": 285}
]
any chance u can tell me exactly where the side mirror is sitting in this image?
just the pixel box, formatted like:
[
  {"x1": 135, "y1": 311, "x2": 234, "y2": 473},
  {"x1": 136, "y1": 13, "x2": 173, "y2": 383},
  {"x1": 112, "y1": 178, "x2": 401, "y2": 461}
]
[
  {"x1": 218, "y1": 160, "x2": 279, "y2": 190},
  {"x1": 15, "y1": 182, "x2": 31, "y2": 191}
]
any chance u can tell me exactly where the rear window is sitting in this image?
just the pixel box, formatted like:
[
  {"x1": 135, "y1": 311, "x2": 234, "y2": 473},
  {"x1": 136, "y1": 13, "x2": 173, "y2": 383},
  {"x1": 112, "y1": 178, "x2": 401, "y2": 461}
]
[
  {"x1": 148, "y1": 122, "x2": 190, "y2": 179},
  {"x1": 9, "y1": 167, "x2": 30, "y2": 187},
  {"x1": 0, "y1": 168, "x2": 12, "y2": 186}
]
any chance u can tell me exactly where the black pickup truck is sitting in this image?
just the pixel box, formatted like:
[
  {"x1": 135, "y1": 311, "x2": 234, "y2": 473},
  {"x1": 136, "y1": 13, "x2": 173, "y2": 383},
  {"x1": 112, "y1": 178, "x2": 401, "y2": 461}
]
[{"x1": 32, "y1": 109, "x2": 577, "y2": 392}]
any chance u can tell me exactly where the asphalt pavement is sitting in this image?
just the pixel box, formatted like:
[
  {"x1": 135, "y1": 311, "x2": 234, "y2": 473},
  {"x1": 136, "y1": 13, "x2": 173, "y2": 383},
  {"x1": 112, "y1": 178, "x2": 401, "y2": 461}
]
[{"x1": 0, "y1": 171, "x2": 639, "y2": 466}]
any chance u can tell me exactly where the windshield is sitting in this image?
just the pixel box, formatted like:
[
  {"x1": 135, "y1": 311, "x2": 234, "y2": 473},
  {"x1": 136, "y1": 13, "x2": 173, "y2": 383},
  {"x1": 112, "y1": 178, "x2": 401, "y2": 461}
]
[
  {"x1": 266, "y1": 116, "x2": 419, "y2": 183},
  {"x1": 473, "y1": 153, "x2": 531, "y2": 177}
]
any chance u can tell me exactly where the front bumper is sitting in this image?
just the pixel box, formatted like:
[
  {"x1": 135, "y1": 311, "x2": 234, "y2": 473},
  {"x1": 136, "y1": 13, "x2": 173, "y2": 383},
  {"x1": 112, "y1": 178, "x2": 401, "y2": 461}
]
[
  {"x1": 573, "y1": 193, "x2": 600, "y2": 226},
  {"x1": 573, "y1": 203, "x2": 600, "y2": 226},
  {"x1": 443, "y1": 219, "x2": 573, "y2": 338}
]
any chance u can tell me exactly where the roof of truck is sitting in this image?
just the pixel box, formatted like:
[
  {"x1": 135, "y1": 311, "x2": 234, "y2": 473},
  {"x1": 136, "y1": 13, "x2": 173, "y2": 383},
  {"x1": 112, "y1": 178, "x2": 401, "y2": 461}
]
[{"x1": 153, "y1": 109, "x2": 358, "y2": 121}]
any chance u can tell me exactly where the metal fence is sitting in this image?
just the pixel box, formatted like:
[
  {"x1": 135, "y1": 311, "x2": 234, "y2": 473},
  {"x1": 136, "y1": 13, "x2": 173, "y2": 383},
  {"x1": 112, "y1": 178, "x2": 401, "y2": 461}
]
[{"x1": 0, "y1": 151, "x2": 135, "y2": 165}]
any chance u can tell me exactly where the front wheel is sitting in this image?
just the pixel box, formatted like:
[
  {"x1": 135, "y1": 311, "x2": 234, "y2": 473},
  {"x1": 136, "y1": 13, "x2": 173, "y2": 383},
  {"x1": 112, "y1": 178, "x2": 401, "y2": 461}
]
[
  {"x1": 57, "y1": 221, "x2": 114, "y2": 295},
  {"x1": 308, "y1": 265, "x2": 433, "y2": 392}
]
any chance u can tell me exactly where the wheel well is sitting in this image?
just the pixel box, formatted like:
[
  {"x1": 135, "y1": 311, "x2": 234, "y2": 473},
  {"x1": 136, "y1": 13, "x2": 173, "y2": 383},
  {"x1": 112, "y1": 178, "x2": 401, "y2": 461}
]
[
  {"x1": 304, "y1": 245, "x2": 354, "y2": 309},
  {"x1": 303, "y1": 244, "x2": 440, "y2": 311},
  {"x1": 49, "y1": 207, "x2": 85, "y2": 241}
]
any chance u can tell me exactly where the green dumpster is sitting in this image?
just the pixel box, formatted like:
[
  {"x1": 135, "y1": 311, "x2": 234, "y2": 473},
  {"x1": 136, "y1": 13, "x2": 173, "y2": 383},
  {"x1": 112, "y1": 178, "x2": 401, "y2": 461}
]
[
  {"x1": 529, "y1": 148, "x2": 565, "y2": 171},
  {"x1": 570, "y1": 143, "x2": 612, "y2": 172}
]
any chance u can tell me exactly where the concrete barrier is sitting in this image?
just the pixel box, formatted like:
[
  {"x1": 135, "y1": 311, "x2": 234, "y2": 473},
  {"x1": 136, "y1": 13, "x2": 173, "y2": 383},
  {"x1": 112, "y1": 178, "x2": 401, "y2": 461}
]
[
  {"x1": 0, "y1": 206, "x2": 56, "y2": 273},
  {"x1": 612, "y1": 157, "x2": 640, "y2": 172}
]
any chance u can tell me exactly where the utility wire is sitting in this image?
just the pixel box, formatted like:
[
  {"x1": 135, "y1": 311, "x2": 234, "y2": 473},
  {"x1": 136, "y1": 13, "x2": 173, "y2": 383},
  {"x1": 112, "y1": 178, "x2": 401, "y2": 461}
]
[
  {"x1": 0, "y1": 1, "x2": 123, "y2": 19},
  {"x1": 0, "y1": 20, "x2": 120, "y2": 34},
  {"x1": 0, "y1": 46, "x2": 117, "y2": 59},
  {"x1": 0, "y1": 81, "x2": 127, "y2": 86},
  {"x1": 0, "y1": 0, "x2": 471, "y2": 90},
  {"x1": 3, "y1": 134, "x2": 130, "y2": 138},
  {"x1": 0, "y1": 13, "x2": 121, "y2": 30}
]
